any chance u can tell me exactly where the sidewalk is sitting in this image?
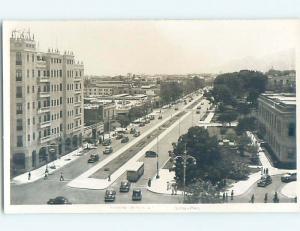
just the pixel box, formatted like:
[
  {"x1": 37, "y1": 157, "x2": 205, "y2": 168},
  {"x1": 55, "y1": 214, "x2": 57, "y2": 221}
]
[
  {"x1": 147, "y1": 169, "x2": 182, "y2": 195},
  {"x1": 281, "y1": 181, "x2": 296, "y2": 198},
  {"x1": 12, "y1": 147, "x2": 84, "y2": 185}
]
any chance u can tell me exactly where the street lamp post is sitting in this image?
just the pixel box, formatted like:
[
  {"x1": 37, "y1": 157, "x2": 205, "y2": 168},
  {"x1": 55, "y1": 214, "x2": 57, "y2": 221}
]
[{"x1": 156, "y1": 135, "x2": 160, "y2": 179}]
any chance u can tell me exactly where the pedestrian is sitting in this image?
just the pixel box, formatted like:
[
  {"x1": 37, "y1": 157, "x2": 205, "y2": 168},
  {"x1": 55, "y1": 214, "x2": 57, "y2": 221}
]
[
  {"x1": 222, "y1": 193, "x2": 226, "y2": 202},
  {"x1": 266, "y1": 168, "x2": 269, "y2": 175},
  {"x1": 45, "y1": 166, "x2": 49, "y2": 175},
  {"x1": 263, "y1": 168, "x2": 266, "y2": 174},
  {"x1": 225, "y1": 192, "x2": 228, "y2": 202},
  {"x1": 28, "y1": 171, "x2": 31, "y2": 181},
  {"x1": 44, "y1": 172, "x2": 48, "y2": 180},
  {"x1": 171, "y1": 184, "x2": 175, "y2": 195},
  {"x1": 250, "y1": 194, "x2": 255, "y2": 203},
  {"x1": 108, "y1": 174, "x2": 111, "y2": 182},
  {"x1": 231, "y1": 190, "x2": 234, "y2": 200},
  {"x1": 167, "y1": 181, "x2": 170, "y2": 190},
  {"x1": 147, "y1": 178, "x2": 152, "y2": 187},
  {"x1": 59, "y1": 172, "x2": 64, "y2": 181},
  {"x1": 261, "y1": 167, "x2": 263, "y2": 175},
  {"x1": 294, "y1": 196, "x2": 297, "y2": 203},
  {"x1": 273, "y1": 192, "x2": 279, "y2": 203},
  {"x1": 264, "y1": 193, "x2": 268, "y2": 203}
]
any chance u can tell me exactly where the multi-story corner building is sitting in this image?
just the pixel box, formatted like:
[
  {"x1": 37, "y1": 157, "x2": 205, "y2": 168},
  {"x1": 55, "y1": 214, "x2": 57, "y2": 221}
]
[
  {"x1": 266, "y1": 72, "x2": 296, "y2": 93},
  {"x1": 257, "y1": 93, "x2": 296, "y2": 167},
  {"x1": 10, "y1": 31, "x2": 84, "y2": 176}
]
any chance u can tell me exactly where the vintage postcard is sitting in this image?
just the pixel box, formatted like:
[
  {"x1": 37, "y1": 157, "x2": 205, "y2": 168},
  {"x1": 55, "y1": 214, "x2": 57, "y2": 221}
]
[{"x1": 2, "y1": 20, "x2": 300, "y2": 213}]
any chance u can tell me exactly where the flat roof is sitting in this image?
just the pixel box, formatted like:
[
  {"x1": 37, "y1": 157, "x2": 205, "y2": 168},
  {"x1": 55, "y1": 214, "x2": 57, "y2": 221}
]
[
  {"x1": 127, "y1": 162, "x2": 144, "y2": 171},
  {"x1": 261, "y1": 93, "x2": 296, "y2": 106}
]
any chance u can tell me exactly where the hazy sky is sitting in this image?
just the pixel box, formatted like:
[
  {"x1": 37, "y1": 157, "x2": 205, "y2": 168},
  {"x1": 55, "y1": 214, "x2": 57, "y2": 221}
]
[{"x1": 5, "y1": 20, "x2": 299, "y2": 75}]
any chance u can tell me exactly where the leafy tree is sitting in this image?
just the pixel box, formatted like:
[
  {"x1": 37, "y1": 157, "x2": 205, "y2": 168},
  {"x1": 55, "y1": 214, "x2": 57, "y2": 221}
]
[
  {"x1": 218, "y1": 111, "x2": 238, "y2": 125},
  {"x1": 236, "y1": 116, "x2": 256, "y2": 135},
  {"x1": 160, "y1": 81, "x2": 183, "y2": 104}
]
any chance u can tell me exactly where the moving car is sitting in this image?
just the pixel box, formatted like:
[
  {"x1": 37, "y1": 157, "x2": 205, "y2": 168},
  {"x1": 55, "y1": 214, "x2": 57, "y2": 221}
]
[
  {"x1": 145, "y1": 119, "x2": 150, "y2": 124},
  {"x1": 145, "y1": 150, "x2": 158, "y2": 157},
  {"x1": 130, "y1": 127, "x2": 136, "y2": 134},
  {"x1": 121, "y1": 136, "x2": 129, "y2": 143},
  {"x1": 102, "y1": 139, "x2": 112, "y2": 146},
  {"x1": 132, "y1": 189, "x2": 142, "y2": 201},
  {"x1": 139, "y1": 122, "x2": 145, "y2": 127},
  {"x1": 196, "y1": 110, "x2": 200, "y2": 114},
  {"x1": 87, "y1": 154, "x2": 100, "y2": 163},
  {"x1": 149, "y1": 115, "x2": 155, "y2": 120},
  {"x1": 257, "y1": 174, "x2": 272, "y2": 187},
  {"x1": 174, "y1": 107, "x2": 178, "y2": 111},
  {"x1": 133, "y1": 131, "x2": 140, "y2": 137},
  {"x1": 196, "y1": 106, "x2": 201, "y2": 109},
  {"x1": 104, "y1": 189, "x2": 116, "y2": 202},
  {"x1": 103, "y1": 146, "x2": 113, "y2": 154},
  {"x1": 158, "y1": 115, "x2": 162, "y2": 119},
  {"x1": 47, "y1": 196, "x2": 71, "y2": 205},
  {"x1": 281, "y1": 173, "x2": 297, "y2": 183},
  {"x1": 119, "y1": 181, "x2": 131, "y2": 192}
]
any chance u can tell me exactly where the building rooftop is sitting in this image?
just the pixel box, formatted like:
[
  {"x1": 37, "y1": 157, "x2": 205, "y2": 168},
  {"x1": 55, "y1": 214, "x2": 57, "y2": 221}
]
[{"x1": 261, "y1": 93, "x2": 296, "y2": 106}]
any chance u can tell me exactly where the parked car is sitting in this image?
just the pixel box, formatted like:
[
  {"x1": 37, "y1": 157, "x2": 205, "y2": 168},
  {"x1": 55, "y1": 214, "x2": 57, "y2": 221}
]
[
  {"x1": 149, "y1": 115, "x2": 155, "y2": 120},
  {"x1": 196, "y1": 110, "x2": 200, "y2": 114},
  {"x1": 103, "y1": 146, "x2": 113, "y2": 154},
  {"x1": 102, "y1": 139, "x2": 112, "y2": 146},
  {"x1": 87, "y1": 154, "x2": 100, "y2": 163},
  {"x1": 132, "y1": 189, "x2": 142, "y2": 201},
  {"x1": 281, "y1": 173, "x2": 297, "y2": 183},
  {"x1": 47, "y1": 196, "x2": 71, "y2": 205},
  {"x1": 119, "y1": 181, "x2": 131, "y2": 192},
  {"x1": 145, "y1": 150, "x2": 158, "y2": 157},
  {"x1": 196, "y1": 106, "x2": 201, "y2": 109},
  {"x1": 158, "y1": 115, "x2": 162, "y2": 119},
  {"x1": 139, "y1": 122, "x2": 145, "y2": 127},
  {"x1": 175, "y1": 107, "x2": 178, "y2": 110},
  {"x1": 121, "y1": 136, "x2": 129, "y2": 143},
  {"x1": 257, "y1": 174, "x2": 272, "y2": 187},
  {"x1": 133, "y1": 131, "x2": 140, "y2": 137},
  {"x1": 116, "y1": 133, "x2": 123, "y2": 140},
  {"x1": 104, "y1": 189, "x2": 116, "y2": 202},
  {"x1": 145, "y1": 119, "x2": 150, "y2": 124}
]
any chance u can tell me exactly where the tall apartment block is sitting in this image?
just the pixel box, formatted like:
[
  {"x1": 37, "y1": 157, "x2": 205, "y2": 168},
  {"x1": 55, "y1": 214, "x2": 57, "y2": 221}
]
[{"x1": 10, "y1": 31, "x2": 84, "y2": 176}]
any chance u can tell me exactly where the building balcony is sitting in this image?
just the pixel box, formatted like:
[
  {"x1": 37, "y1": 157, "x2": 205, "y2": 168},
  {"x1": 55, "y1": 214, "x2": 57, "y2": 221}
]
[
  {"x1": 39, "y1": 76, "x2": 50, "y2": 83},
  {"x1": 73, "y1": 126, "x2": 82, "y2": 132},
  {"x1": 74, "y1": 101, "x2": 82, "y2": 106},
  {"x1": 38, "y1": 91, "x2": 50, "y2": 98},
  {"x1": 74, "y1": 75, "x2": 82, "y2": 81},
  {"x1": 39, "y1": 120, "x2": 51, "y2": 128},
  {"x1": 38, "y1": 107, "x2": 50, "y2": 114},
  {"x1": 74, "y1": 113, "x2": 82, "y2": 119},
  {"x1": 40, "y1": 135, "x2": 52, "y2": 144},
  {"x1": 75, "y1": 89, "x2": 82, "y2": 94}
]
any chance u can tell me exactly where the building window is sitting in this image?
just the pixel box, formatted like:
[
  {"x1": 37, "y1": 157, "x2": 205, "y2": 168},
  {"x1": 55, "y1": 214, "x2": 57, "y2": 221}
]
[
  {"x1": 27, "y1": 119, "x2": 30, "y2": 125},
  {"x1": 33, "y1": 132, "x2": 35, "y2": 140},
  {"x1": 16, "y1": 103, "x2": 23, "y2": 114},
  {"x1": 33, "y1": 117, "x2": 35, "y2": 125},
  {"x1": 16, "y1": 86, "x2": 22, "y2": 98},
  {"x1": 32, "y1": 54, "x2": 34, "y2": 62},
  {"x1": 16, "y1": 52, "x2": 22, "y2": 65},
  {"x1": 32, "y1": 70, "x2": 35, "y2": 78},
  {"x1": 27, "y1": 86, "x2": 30, "y2": 94},
  {"x1": 32, "y1": 86, "x2": 35, "y2": 93},
  {"x1": 16, "y1": 70, "x2": 22, "y2": 81},
  {"x1": 16, "y1": 119, "x2": 23, "y2": 131},
  {"x1": 32, "y1": 102, "x2": 35, "y2": 109},
  {"x1": 288, "y1": 123, "x2": 295, "y2": 136},
  {"x1": 27, "y1": 69, "x2": 30, "y2": 78},
  {"x1": 28, "y1": 134, "x2": 30, "y2": 142},
  {"x1": 27, "y1": 53, "x2": 29, "y2": 62},
  {"x1": 17, "y1": 136, "x2": 23, "y2": 147},
  {"x1": 38, "y1": 70, "x2": 41, "y2": 77},
  {"x1": 27, "y1": 102, "x2": 30, "y2": 110}
]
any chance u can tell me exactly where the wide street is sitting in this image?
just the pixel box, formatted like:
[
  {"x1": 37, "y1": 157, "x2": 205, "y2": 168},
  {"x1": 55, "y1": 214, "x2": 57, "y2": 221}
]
[
  {"x1": 10, "y1": 92, "x2": 294, "y2": 205},
  {"x1": 11, "y1": 93, "x2": 206, "y2": 204}
]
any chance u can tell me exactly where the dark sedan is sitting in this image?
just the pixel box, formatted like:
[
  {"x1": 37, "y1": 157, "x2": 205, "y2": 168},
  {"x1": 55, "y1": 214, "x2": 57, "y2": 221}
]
[{"x1": 47, "y1": 196, "x2": 71, "y2": 205}]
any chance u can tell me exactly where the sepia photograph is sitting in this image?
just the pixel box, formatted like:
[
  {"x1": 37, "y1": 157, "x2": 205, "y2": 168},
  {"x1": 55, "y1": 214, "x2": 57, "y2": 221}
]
[{"x1": 2, "y1": 20, "x2": 299, "y2": 213}]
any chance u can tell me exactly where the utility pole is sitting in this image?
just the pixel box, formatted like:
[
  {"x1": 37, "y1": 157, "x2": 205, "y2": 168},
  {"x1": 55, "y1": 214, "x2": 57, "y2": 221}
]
[{"x1": 156, "y1": 135, "x2": 160, "y2": 179}]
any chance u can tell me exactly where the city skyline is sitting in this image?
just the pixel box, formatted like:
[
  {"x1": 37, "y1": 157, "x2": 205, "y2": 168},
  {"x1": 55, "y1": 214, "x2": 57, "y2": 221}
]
[{"x1": 4, "y1": 20, "x2": 297, "y2": 76}]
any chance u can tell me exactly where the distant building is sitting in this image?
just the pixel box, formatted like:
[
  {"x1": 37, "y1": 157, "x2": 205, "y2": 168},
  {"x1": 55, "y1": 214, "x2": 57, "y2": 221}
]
[
  {"x1": 10, "y1": 30, "x2": 84, "y2": 175},
  {"x1": 266, "y1": 71, "x2": 295, "y2": 93},
  {"x1": 257, "y1": 93, "x2": 296, "y2": 167}
]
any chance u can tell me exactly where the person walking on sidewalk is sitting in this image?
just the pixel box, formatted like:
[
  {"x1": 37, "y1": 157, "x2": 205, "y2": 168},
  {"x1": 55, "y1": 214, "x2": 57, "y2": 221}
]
[
  {"x1": 167, "y1": 181, "x2": 170, "y2": 190},
  {"x1": 44, "y1": 172, "x2": 48, "y2": 180},
  {"x1": 108, "y1": 174, "x2": 111, "y2": 182},
  {"x1": 148, "y1": 178, "x2": 152, "y2": 187},
  {"x1": 28, "y1": 171, "x2": 31, "y2": 181},
  {"x1": 231, "y1": 190, "x2": 234, "y2": 200},
  {"x1": 266, "y1": 168, "x2": 269, "y2": 175},
  {"x1": 264, "y1": 193, "x2": 268, "y2": 203},
  {"x1": 60, "y1": 172, "x2": 64, "y2": 181},
  {"x1": 250, "y1": 194, "x2": 255, "y2": 203}
]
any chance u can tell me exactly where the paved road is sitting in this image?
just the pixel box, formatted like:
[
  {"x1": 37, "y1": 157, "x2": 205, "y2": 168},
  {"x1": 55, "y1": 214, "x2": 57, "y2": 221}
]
[
  {"x1": 232, "y1": 174, "x2": 296, "y2": 204},
  {"x1": 11, "y1": 93, "x2": 208, "y2": 205}
]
